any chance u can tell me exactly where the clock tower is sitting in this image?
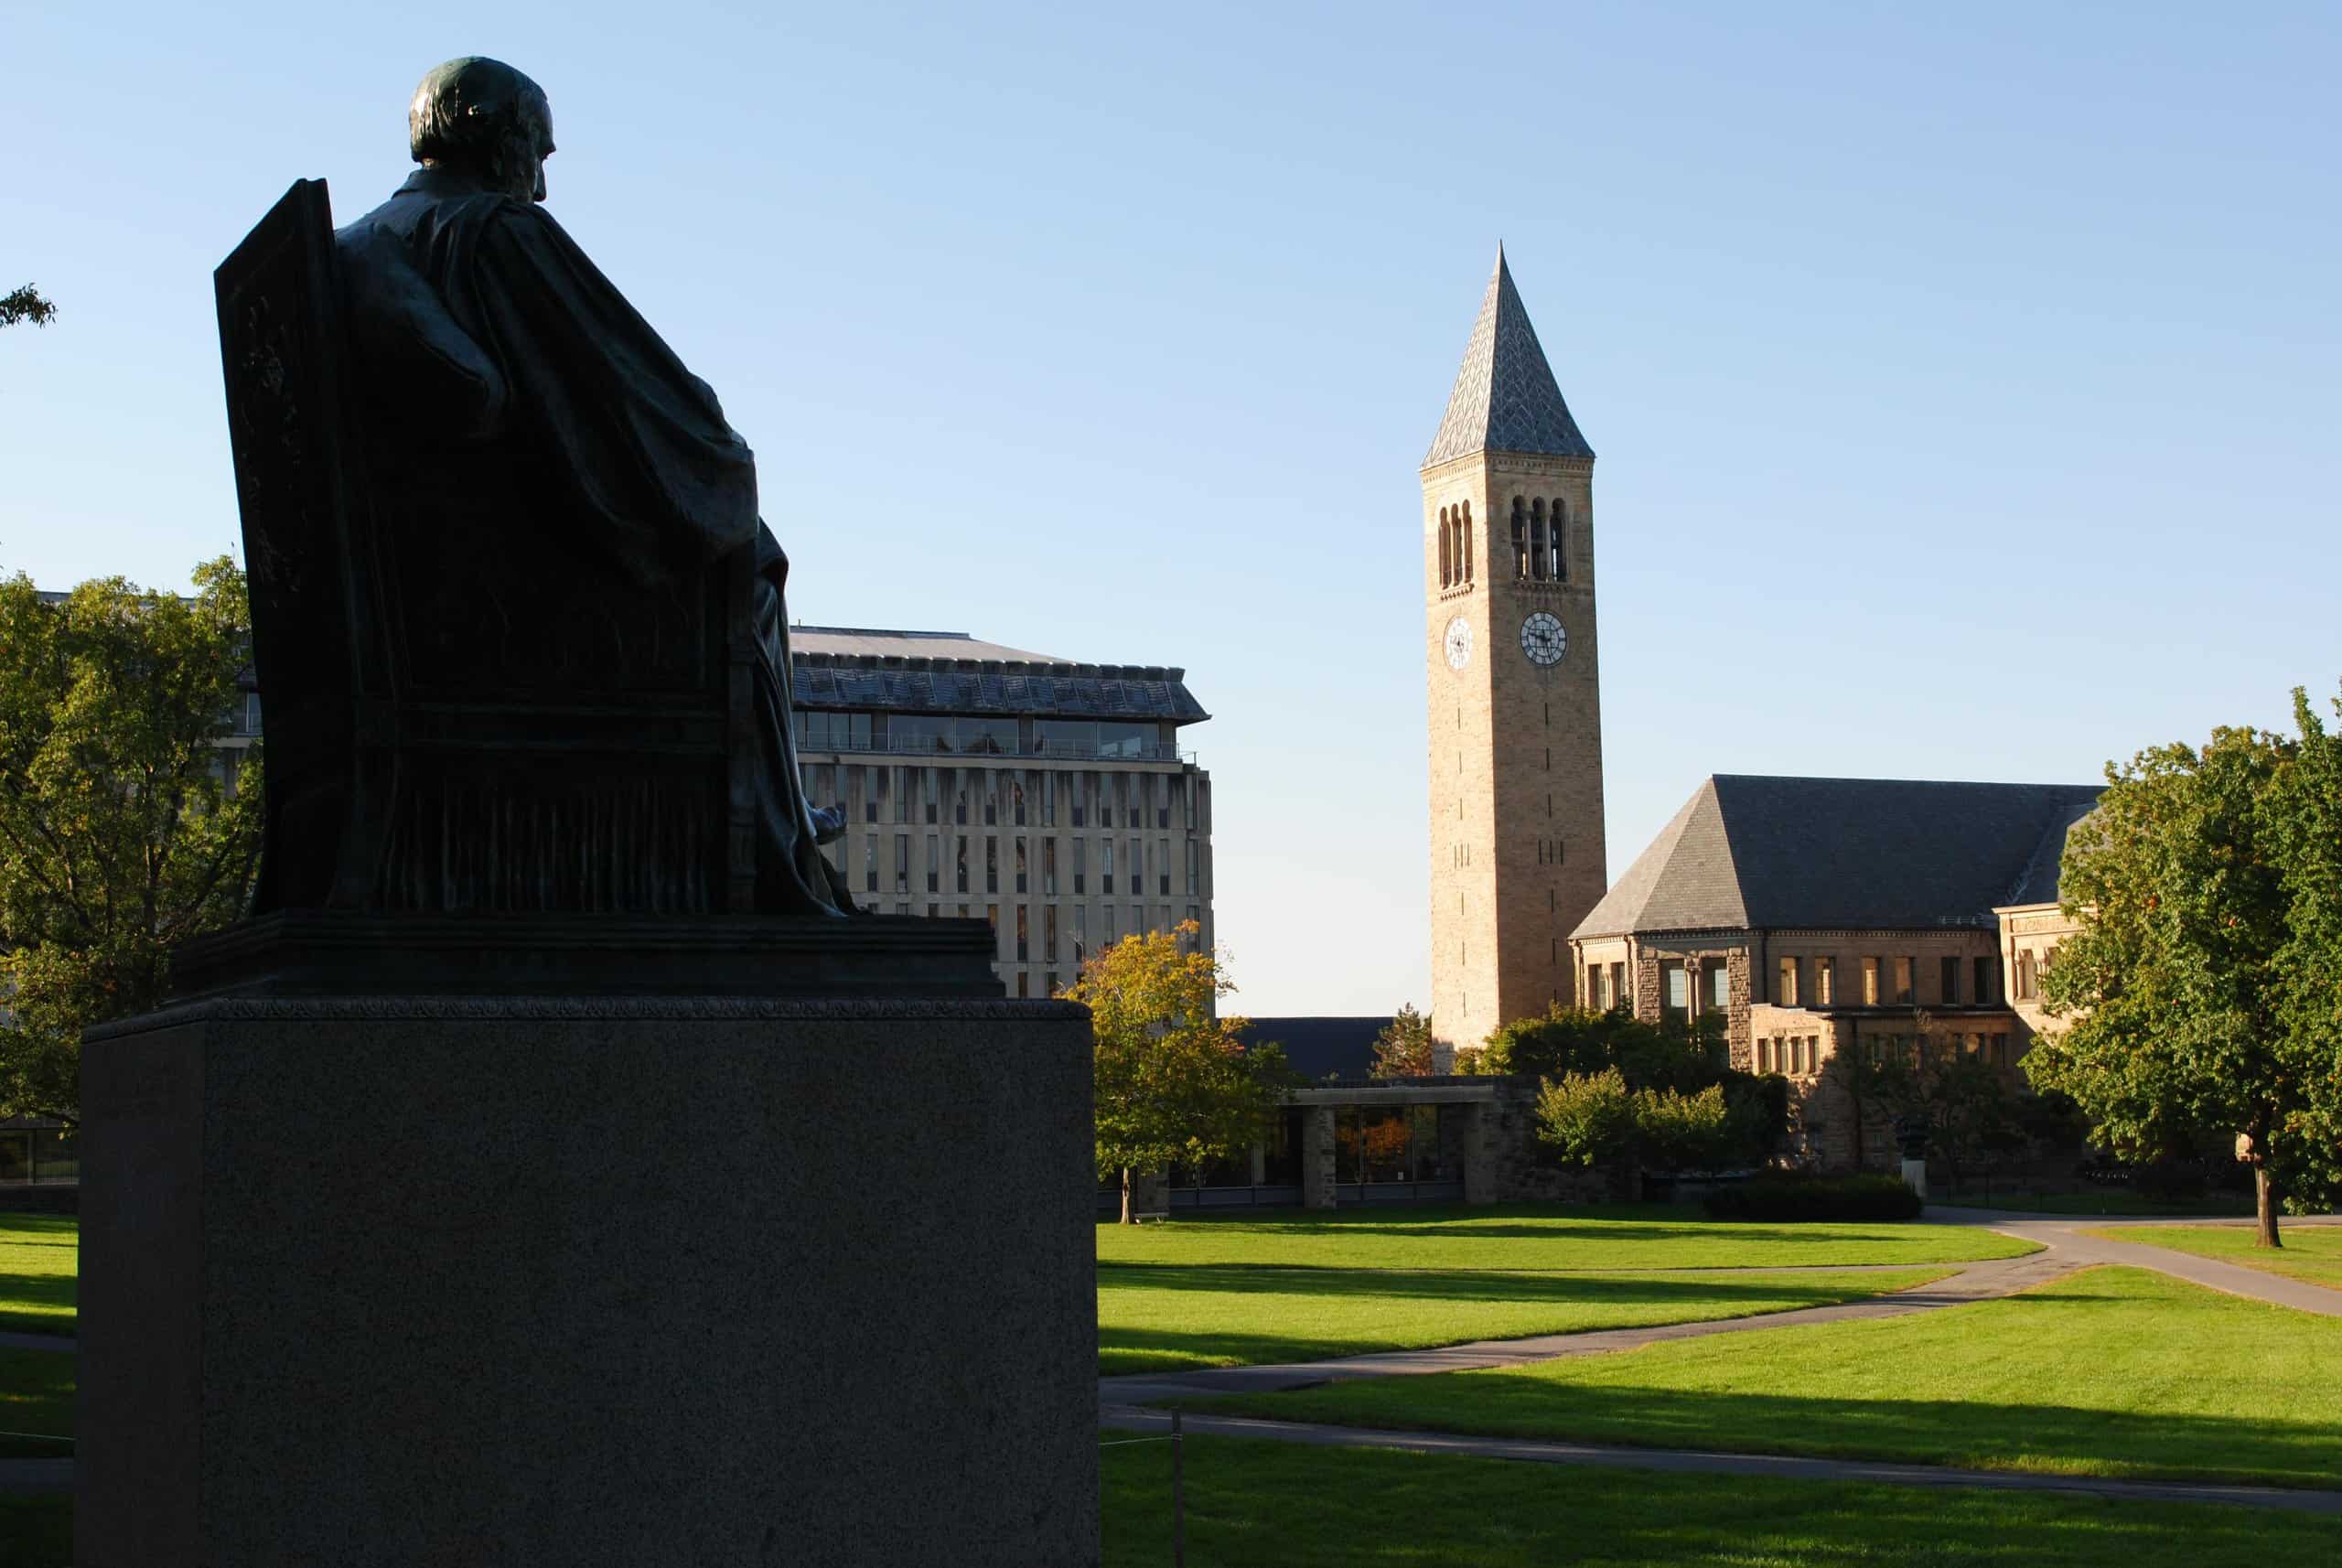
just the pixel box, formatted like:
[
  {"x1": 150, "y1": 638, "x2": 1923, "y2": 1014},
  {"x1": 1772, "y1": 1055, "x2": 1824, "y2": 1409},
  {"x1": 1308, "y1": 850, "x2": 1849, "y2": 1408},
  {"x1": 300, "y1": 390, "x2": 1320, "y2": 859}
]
[{"x1": 1423, "y1": 249, "x2": 1609, "y2": 1059}]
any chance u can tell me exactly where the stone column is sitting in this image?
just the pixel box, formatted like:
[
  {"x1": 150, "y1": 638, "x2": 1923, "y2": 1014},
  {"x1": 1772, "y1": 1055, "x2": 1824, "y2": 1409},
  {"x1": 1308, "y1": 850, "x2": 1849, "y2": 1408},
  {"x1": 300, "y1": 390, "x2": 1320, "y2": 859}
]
[
  {"x1": 1463, "y1": 1102, "x2": 1500, "y2": 1205},
  {"x1": 1301, "y1": 1106, "x2": 1338, "y2": 1209}
]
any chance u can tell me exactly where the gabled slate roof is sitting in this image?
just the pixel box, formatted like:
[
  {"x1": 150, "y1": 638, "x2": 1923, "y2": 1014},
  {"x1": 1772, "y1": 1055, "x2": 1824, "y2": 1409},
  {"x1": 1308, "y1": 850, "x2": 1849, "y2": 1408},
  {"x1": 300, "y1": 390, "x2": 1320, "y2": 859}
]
[
  {"x1": 789, "y1": 626, "x2": 1209, "y2": 725},
  {"x1": 1573, "y1": 776, "x2": 2104, "y2": 939},
  {"x1": 2002, "y1": 795, "x2": 2100, "y2": 908},
  {"x1": 1239, "y1": 1017, "x2": 1391, "y2": 1080},
  {"x1": 1423, "y1": 247, "x2": 1595, "y2": 469}
]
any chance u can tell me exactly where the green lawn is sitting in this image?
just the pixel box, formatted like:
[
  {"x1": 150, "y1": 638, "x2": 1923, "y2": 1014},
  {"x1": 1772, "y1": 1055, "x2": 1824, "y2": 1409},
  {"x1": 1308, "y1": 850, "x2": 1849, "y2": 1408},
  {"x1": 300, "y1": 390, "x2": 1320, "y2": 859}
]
[
  {"x1": 1101, "y1": 1264, "x2": 1951, "y2": 1374},
  {"x1": 0, "y1": 1347, "x2": 74, "y2": 1461},
  {"x1": 1102, "y1": 1436, "x2": 2342, "y2": 1567},
  {"x1": 1197, "y1": 1268, "x2": 2342, "y2": 1488},
  {"x1": 1098, "y1": 1205, "x2": 2036, "y2": 1272},
  {"x1": 0, "y1": 1215, "x2": 75, "y2": 1337},
  {"x1": 2084, "y1": 1223, "x2": 2342, "y2": 1292}
]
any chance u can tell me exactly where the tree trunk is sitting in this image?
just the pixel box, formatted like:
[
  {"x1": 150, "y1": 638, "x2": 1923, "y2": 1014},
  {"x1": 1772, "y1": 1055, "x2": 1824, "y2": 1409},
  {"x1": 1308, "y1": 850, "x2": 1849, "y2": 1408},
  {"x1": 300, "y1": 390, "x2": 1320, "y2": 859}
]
[
  {"x1": 1121, "y1": 1167, "x2": 1133, "y2": 1226},
  {"x1": 2254, "y1": 1165, "x2": 2283, "y2": 1249}
]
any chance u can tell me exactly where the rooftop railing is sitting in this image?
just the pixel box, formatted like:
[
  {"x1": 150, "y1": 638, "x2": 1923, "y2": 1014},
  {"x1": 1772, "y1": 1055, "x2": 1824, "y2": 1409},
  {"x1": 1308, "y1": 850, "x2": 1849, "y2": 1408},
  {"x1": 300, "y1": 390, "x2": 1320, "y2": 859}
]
[{"x1": 797, "y1": 736, "x2": 1198, "y2": 766}]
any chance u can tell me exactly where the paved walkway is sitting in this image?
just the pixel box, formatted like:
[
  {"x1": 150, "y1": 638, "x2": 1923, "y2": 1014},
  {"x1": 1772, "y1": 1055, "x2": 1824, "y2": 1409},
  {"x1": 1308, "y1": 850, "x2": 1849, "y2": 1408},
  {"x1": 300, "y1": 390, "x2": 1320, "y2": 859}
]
[{"x1": 1101, "y1": 1208, "x2": 2342, "y2": 1510}]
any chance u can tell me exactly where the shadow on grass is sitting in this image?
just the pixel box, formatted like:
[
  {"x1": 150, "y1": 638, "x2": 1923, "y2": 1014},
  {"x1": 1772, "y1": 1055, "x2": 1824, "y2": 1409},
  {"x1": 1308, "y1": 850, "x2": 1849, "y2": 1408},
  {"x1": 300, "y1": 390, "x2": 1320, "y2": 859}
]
[
  {"x1": 1100, "y1": 1262, "x2": 1929, "y2": 1305},
  {"x1": 0, "y1": 1269, "x2": 77, "y2": 1334},
  {"x1": 1102, "y1": 1435, "x2": 2342, "y2": 1568},
  {"x1": 1242, "y1": 1374, "x2": 2342, "y2": 1490}
]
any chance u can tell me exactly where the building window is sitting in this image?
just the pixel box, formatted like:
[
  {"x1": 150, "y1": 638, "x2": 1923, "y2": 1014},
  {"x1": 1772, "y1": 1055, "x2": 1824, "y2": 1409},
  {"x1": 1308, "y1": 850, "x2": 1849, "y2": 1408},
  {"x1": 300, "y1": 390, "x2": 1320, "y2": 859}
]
[
  {"x1": 1045, "y1": 906, "x2": 1058, "y2": 962},
  {"x1": 985, "y1": 837, "x2": 999, "y2": 895},
  {"x1": 864, "y1": 837, "x2": 877, "y2": 893},
  {"x1": 1708, "y1": 962, "x2": 1730, "y2": 1012},
  {"x1": 956, "y1": 838, "x2": 969, "y2": 895},
  {"x1": 983, "y1": 776, "x2": 997, "y2": 826},
  {"x1": 1185, "y1": 840, "x2": 1198, "y2": 896},
  {"x1": 1939, "y1": 955, "x2": 1960, "y2": 1004},
  {"x1": 1662, "y1": 961, "x2": 1689, "y2": 1016},
  {"x1": 1103, "y1": 907, "x2": 1118, "y2": 948},
  {"x1": 1158, "y1": 838, "x2": 1171, "y2": 895},
  {"x1": 1015, "y1": 905, "x2": 1028, "y2": 961},
  {"x1": 1073, "y1": 906, "x2": 1087, "y2": 966},
  {"x1": 1862, "y1": 957, "x2": 1881, "y2": 1005},
  {"x1": 1439, "y1": 506, "x2": 1453, "y2": 588},
  {"x1": 1529, "y1": 499, "x2": 1548, "y2": 581},
  {"x1": 1894, "y1": 957, "x2": 1915, "y2": 1005},
  {"x1": 1992, "y1": 1032, "x2": 2010, "y2": 1067},
  {"x1": 955, "y1": 772, "x2": 970, "y2": 825},
  {"x1": 1101, "y1": 838, "x2": 1115, "y2": 894},
  {"x1": 895, "y1": 833, "x2": 909, "y2": 894},
  {"x1": 1041, "y1": 773, "x2": 1056, "y2": 827},
  {"x1": 1072, "y1": 839, "x2": 1087, "y2": 894},
  {"x1": 1510, "y1": 496, "x2": 1529, "y2": 578},
  {"x1": 923, "y1": 768, "x2": 939, "y2": 823},
  {"x1": 1460, "y1": 500, "x2": 1473, "y2": 584},
  {"x1": 2015, "y1": 949, "x2": 2036, "y2": 1001},
  {"x1": 925, "y1": 833, "x2": 939, "y2": 894},
  {"x1": 1816, "y1": 957, "x2": 1834, "y2": 1006},
  {"x1": 1016, "y1": 972, "x2": 1028, "y2": 998},
  {"x1": 1012, "y1": 780, "x2": 1026, "y2": 827},
  {"x1": 1610, "y1": 962, "x2": 1626, "y2": 1008},
  {"x1": 1043, "y1": 838, "x2": 1058, "y2": 896},
  {"x1": 1014, "y1": 836, "x2": 1028, "y2": 894},
  {"x1": 1131, "y1": 837, "x2": 1143, "y2": 897},
  {"x1": 1975, "y1": 956, "x2": 1996, "y2": 1005},
  {"x1": 1549, "y1": 499, "x2": 1567, "y2": 581},
  {"x1": 1778, "y1": 957, "x2": 1799, "y2": 1008},
  {"x1": 1185, "y1": 778, "x2": 1198, "y2": 830},
  {"x1": 865, "y1": 765, "x2": 884, "y2": 823}
]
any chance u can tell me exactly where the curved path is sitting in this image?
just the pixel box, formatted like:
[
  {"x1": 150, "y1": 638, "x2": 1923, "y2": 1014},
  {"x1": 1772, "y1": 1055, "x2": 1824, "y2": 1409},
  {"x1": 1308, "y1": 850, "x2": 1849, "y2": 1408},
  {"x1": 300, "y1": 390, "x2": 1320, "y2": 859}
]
[{"x1": 1101, "y1": 1209, "x2": 2342, "y2": 1512}]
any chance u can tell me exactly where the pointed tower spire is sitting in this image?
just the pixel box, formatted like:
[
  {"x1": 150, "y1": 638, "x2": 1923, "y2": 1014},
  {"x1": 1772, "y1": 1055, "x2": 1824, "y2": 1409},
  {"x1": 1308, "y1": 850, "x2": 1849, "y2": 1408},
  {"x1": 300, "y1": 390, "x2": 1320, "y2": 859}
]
[{"x1": 1423, "y1": 249, "x2": 1594, "y2": 469}]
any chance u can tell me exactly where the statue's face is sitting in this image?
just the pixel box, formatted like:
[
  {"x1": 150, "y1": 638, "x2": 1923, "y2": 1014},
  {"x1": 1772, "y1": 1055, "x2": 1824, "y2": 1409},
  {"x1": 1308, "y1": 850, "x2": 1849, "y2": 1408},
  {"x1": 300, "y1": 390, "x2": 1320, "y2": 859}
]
[{"x1": 500, "y1": 101, "x2": 555, "y2": 204}]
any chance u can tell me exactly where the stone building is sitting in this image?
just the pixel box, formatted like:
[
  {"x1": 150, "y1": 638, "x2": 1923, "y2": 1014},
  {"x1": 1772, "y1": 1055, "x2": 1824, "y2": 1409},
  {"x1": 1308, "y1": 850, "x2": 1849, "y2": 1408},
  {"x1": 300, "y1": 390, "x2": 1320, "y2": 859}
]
[
  {"x1": 1568, "y1": 775, "x2": 2100, "y2": 1168},
  {"x1": 1422, "y1": 250, "x2": 1609, "y2": 1060},
  {"x1": 789, "y1": 627, "x2": 1214, "y2": 999}
]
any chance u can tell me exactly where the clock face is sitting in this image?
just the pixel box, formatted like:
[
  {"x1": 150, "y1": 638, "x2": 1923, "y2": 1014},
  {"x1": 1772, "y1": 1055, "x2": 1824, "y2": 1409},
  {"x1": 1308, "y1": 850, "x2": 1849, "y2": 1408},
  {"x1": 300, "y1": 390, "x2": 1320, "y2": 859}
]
[
  {"x1": 1520, "y1": 611, "x2": 1566, "y2": 666},
  {"x1": 1444, "y1": 616, "x2": 1473, "y2": 671}
]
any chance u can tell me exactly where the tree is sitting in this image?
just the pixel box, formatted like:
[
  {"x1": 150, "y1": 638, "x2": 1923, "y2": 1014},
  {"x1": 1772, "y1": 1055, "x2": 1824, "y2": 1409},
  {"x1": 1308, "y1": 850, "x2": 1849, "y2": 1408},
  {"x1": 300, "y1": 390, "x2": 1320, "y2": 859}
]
[
  {"x1": 1, "y1": 286, "x2": 57, "y2": 329},
  {"x1": 2025, "y1": 710, "x2": 2336, "y2": 1247},
  {"x1": 1534, "y1": 1068, "x2": 1735, "y2": 1172},
  {"x1": 2269, "y1": 686, "x2": 2342, "y2": 1214},
  {"x1": 0, "y1": 561, "x2": 261, "y2": 1122},
  {"x1": 1849, "y1": 1015, "x2": 2028, "y2": 1187},
  {"x1": 1369, "y1": 1003, "x2": 1434, "y2": 1079},
  {"x1": 1474, "y1": 1004, "x2": 1712, "y2": 1091},
  {"x1": 1063, "y1": 920, "x2": 1291, "y2": 1222}
]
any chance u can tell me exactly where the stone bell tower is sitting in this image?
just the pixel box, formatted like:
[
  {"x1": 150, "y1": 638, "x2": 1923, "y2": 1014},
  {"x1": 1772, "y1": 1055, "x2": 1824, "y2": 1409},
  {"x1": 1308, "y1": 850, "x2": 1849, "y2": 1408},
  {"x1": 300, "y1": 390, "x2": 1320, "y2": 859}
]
[{"x1": 1422, "y1": 248, "x2": 1609, "y2": 1059}]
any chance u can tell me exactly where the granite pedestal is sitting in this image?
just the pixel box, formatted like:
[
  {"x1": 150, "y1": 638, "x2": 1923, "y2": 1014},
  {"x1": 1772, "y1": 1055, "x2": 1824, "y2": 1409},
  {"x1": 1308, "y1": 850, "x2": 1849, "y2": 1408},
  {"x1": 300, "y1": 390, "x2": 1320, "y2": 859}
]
[{"x1": 78, "y1": 987, "x2": 1099, "y2": 1566}]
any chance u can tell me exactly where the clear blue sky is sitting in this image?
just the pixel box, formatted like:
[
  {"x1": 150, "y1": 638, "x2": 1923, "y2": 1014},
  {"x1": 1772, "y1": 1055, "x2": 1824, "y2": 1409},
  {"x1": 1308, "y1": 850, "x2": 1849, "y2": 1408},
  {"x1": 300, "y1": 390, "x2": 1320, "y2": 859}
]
[{"x1": 5, "y1": 2, "x2": 2337, "y2": 1015}]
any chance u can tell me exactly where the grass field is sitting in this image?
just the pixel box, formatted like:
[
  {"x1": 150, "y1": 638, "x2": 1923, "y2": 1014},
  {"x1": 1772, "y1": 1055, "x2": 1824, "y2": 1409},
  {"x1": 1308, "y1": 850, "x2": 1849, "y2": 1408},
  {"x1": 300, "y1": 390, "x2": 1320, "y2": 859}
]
[
  {"x1": 1101, "y1": 1435, "x2": 2342, "y2": 1567},
  {"x1": 0, "y1": 1216, "x2": 75, "y2": 1337},
  {"x1": 0, "y1": 1347, "x2": 74, "y2": 1461},
  {"x1": 1101, "y1": 1264, "x2": 1950, "y2": 1374},
  {"x1": 1097, "y1": 1206, "x2": 2021, "y2": 1374},
  {"x1": 1097, "y1": 1205, "x2": 2036, "y2": 1272},
  {"x1": 1195, "y1": 1267, "x2": 2342, "y2": 1488},
  {"x1": 2083, "y1": 1223, "x2": 2342, "y2": 1292}
]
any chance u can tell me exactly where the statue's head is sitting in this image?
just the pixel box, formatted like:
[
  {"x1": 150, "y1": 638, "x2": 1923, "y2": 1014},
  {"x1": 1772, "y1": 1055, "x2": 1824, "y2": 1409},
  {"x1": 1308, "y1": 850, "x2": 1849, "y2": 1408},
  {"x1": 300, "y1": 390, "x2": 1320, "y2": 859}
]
[{"x1": 408, "y1": 57, "x2": 554, "y2": 203}]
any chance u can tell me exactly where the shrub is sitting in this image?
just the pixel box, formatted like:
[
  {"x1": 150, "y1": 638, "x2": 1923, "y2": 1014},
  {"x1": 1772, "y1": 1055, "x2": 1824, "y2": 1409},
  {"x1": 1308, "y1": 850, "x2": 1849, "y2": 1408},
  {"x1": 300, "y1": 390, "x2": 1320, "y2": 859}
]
[
  {"x1": 1534, "y1": 1069, "x2": 1635, "y2": 1166},
  {"x1": 1635, "y1": 1083, "x2": 1733, "y2": 1170},
  {"x1": 1703, "y1": 1173, "x2": 1923, "y2": 1222}
]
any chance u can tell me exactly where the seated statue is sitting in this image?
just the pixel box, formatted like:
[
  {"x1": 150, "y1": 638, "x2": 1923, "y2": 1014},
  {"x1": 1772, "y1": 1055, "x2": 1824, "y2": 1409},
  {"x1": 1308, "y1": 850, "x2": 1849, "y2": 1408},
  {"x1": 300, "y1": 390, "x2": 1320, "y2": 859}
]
[{"x1": 317, "y1": 56, "x2": 853, "y2": 918}]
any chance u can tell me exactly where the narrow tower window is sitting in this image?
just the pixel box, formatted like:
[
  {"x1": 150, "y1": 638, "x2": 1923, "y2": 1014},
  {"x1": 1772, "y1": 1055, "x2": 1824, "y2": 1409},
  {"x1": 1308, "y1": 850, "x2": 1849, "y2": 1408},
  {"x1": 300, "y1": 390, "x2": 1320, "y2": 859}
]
[
  {"x1": 1461, "y1": 501, "x2": 1474, "y2": 583},
  {"x1": 1437, "y1": 507, "x2": 1452, "y2": 588},
  {"x1": 1529, "y1": 499, "x2": 1548, "y2": 581},
  {"x1": 1550, "y1": 498, "x2": 1568, "y2": 580},
  {"x1": 1510, "y1": 496, "x2": 1529, "y2": 577}
]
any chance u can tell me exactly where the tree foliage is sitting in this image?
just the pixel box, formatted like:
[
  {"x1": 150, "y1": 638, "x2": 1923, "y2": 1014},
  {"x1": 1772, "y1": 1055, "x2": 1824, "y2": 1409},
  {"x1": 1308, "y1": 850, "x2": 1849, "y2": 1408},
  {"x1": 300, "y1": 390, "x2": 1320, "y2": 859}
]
[
  {"x1": 1847, "y1": 1015, "x2": 2030, "y2": 1185},
  {"x1": 1062, "y1": 920, "x2": 1291, "y2": 1221},
  {"x1": 1, "y1": 285, "x2": 58, "y2": 329},
  {"x1": 1369, "y1": 1003, "x2": 1434, "y2": 1079},
  {"x1": 1469, "y1": 1004, "x2": 1714, "y2": 1091},
  {"x1": 0, "y1": 562, "x2": 261, "y2": 1121},
  {"x1": 2025, "y1": 693, "x2": 2342, "y2": 1246},
  {"x1": 1534, "y1": 1068, "x2": 1735, "y2": 1172}
]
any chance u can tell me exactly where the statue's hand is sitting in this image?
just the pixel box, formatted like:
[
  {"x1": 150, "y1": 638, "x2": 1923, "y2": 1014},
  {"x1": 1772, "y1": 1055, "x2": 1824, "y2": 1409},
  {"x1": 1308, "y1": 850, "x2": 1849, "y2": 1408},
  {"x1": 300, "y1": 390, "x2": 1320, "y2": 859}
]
[{"x1": 809, "y1": 805, "x2": 847, "y2": 845}]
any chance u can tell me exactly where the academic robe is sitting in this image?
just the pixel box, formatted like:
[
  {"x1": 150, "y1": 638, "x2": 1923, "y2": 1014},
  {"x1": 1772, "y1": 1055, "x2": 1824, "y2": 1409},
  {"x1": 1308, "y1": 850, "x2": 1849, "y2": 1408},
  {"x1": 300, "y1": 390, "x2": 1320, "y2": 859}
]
[{"x1": 336, "y1": 167, "x2": 852, "y2": 917}]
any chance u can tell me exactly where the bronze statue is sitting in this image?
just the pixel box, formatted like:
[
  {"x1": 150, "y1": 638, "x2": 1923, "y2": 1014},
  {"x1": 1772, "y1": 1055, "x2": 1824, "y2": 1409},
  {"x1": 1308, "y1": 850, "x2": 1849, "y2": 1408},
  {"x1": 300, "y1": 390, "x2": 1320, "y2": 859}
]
[{"x1": 216, "y1": 57, "x2": 855, "y2": 930}]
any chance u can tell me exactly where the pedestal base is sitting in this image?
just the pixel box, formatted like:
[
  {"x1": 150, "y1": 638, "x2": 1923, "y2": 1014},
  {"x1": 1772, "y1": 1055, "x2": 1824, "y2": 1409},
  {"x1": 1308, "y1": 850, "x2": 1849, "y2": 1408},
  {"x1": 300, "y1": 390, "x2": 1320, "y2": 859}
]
[
  {"x1": 1900, "y1": 1157, "x2": 1929, "y2": 1201},
  {"x1": 78, "y1": 995, "x2": 1098, "y2": 1567}
]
